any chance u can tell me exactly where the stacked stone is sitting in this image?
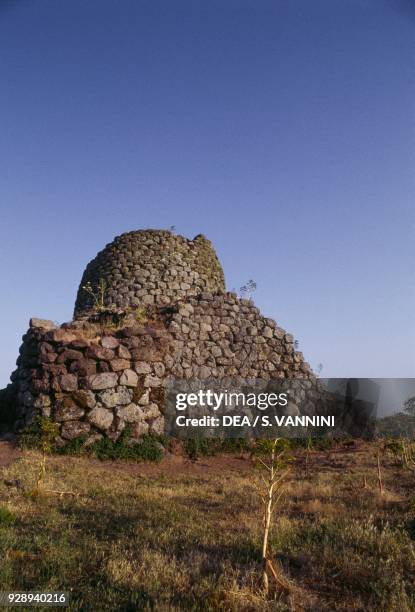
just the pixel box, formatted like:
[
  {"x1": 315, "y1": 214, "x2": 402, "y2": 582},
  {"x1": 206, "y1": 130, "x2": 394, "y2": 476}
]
[
  {"x1": 74, "y1": 230, "x2": 225, "y2": 318},
  {"x1": 165, "y1": 293, "x2": 311, "y2": 380},
  {"x1": 3, "y1": 229, "x2": 316, "y2": 442},
  {"x1": 10, "y1": 318, "x2": 169, "y2": 446},
  {"x1": 8, "y1": 293, "x2": 312, "y2": 445}
]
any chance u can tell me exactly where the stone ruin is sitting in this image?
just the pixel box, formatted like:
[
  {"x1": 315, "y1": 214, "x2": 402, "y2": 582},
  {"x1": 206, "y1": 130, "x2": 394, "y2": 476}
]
[
  {"x1": 0, "y1": 229, "x2": 314, "y2": 446},
  {"x1": 74, "y1": 230, "x2": 225, "y2": 316}
]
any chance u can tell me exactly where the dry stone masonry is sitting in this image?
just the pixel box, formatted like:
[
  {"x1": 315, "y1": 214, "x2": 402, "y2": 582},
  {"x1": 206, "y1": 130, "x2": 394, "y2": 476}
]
[
  {"x1": 9, "y1": 317, "x2": 169, "y2": 445},
  {"x1": 74, "y1": 230, "x2": 225, "y2": 317},
  {"x1": 165, "y1": 293, "x2": 311, "y2": 380},
  {"x1": 2, "y1": 229, "x2": 313, "y2": 445}
]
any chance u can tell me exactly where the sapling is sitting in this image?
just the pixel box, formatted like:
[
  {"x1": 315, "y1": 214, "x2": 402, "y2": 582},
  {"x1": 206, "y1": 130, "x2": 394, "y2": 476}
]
[
  {"x1": 32, "y1": 418, "x2": 77, "y2": 498},
  {"x1": 240, "y1": 279, "x2": 257, "y2": 301},
  {"x1": 33, "y1": 418, "x2": 59, "y2": 494},
  {"x1": 252, "y1": 438, "x2": 291, "y2": 597},
  {"x1": 304, "y1": 435, "x2": 313, "y2": 477},
  {"x1": 376, "y1": 450, "x2": 384, "y2": 495},
  {"x1": 374, "y1": 438, "x2": 387, "y2": 496}
]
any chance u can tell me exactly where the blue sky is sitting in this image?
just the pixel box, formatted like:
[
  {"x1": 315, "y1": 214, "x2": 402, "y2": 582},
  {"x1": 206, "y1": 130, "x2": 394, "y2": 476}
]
[{"x1": 0, "y1": 0, "x2": 414, "y2": 387}]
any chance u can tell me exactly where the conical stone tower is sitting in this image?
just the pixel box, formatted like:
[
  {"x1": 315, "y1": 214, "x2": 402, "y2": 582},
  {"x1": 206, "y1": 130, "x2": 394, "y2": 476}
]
[{"x1": 74, "y1": 230, "x2": 225, "y2": 317}]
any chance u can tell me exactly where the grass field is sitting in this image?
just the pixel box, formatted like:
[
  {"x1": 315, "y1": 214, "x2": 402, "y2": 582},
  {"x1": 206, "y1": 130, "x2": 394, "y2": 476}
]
[{"x1": 0, "y1": 441, "x2": 414, "y2": 611}]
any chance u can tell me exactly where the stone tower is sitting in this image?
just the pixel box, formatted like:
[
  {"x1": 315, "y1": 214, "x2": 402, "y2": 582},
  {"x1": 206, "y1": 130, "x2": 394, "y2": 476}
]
[
  {"x1": 74, "y1": 230, "x2": 225, "y2": 318},
  {"x1": 3, "y1": 229, "x2": 314, "y2": 444}
]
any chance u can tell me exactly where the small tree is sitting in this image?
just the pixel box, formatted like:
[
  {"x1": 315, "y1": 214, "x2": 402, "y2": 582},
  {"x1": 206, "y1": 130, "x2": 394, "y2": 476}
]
[
  {"x1": 252, "y1": 438, "x2": 291, "y2": 596},
  {"x1": 304, "y1": 435, "x2": 313, "y2": 476},
  {"x1": 33, "y1": 418, "x2": 59, "y2": 493},
  {"x1": 376, "y1": 447, "x2": 384, "y2": 495},
  {"x1": 240, "y1": 279, "x2": 257, "y2": 300},
  {"x1": 31, "y1": 418, "x2": 78, "y2": 498}
]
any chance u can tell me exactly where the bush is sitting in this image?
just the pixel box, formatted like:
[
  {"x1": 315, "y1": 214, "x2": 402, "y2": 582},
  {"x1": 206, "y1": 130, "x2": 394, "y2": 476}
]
[
  {"x1": 18, "y1": 417, "x2": 60, "y2": 451},
  {"x1": 90, "y1": 432, "x2": 165, "y2": 462},
  {"x1": 19, "y1": 419, "x2": 165, "y2": 463},
  {"x1": 57, "y1": 435, "x2": 88, "y2": 456},
  {"x1": 57, "y1": 426, "x2": 166, "y2": 462}
]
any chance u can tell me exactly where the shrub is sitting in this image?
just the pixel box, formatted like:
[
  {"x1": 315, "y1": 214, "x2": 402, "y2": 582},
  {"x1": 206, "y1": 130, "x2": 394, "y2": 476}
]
[
  {"x1": 90, "y1": 432, "x2": 164, "y2": 462},
  {"x1": 57, "y1": 435, "x2": 88, "y2": 456},
  {"x1": 18, "y1": 417, "x2": 60, "y2": 451},
  {"x1": 56, "y1": 427, "x2": 166, "y2": 462}
]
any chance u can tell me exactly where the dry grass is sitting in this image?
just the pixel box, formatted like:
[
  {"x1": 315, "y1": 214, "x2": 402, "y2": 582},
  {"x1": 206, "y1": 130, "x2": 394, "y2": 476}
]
[{"x1": 0, "y1": 442, "x2": 414, "y2": 610}]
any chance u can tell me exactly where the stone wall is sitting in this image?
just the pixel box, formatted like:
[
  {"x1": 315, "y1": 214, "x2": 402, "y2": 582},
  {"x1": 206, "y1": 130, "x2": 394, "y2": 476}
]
[
  {"x1": 165, "y1": 293, "x2": 311, "y2": 380},
  {"x1": 7, "y1": 292, "x2": 312, "y2": 445},
  {"x1": 74, "y1": 230, "x2": 225, "y2": 318},
  {"x1": 10, "y1": 317, "x2": 169, "y2": 445}
]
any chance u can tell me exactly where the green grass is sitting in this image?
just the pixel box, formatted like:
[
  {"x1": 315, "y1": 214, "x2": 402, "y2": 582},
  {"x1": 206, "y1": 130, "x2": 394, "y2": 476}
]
[
  {"x1": 271, "y1": 515, "x2": 414, "y2": 610},
  {"x1": 0, "y1": 506, "x2": 16, "y2": 527},
  {"x1": 183, "y1": 437, "x2": 252, "y2": 460}
]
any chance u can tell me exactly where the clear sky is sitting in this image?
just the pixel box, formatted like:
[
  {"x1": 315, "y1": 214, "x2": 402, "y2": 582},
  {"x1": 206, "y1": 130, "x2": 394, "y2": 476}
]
[{"x1": 0, "y1": 0, "x2": 414, "y2": 388}]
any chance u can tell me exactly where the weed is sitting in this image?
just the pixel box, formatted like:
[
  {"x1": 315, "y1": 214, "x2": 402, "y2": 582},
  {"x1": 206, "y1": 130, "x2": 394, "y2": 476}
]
[
  {"x1": 82, "y1": 278, "x2": 107, "y2": 312},
  {"x1": 134, "y1": 306, "x2": 148, "y2": 324}
]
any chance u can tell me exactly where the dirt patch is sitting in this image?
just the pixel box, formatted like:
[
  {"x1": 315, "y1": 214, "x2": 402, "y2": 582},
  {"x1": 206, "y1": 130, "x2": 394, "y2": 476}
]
[
  {"x1": 49, "y1": 450, "x2": 253, "y2": 480},
  {"x1": 0, "y1": 436, "x2": 253, "y2": 479}
]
